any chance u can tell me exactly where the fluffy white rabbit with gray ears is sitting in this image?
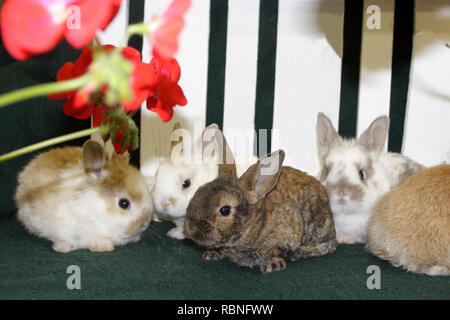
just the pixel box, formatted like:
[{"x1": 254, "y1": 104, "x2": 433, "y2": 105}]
[
  {"x1": 316, "y1": 113, "x2": 424, "y2": 244},
  {"x1": 151, "y1": 122, "x2": 257, "y2": 240}
]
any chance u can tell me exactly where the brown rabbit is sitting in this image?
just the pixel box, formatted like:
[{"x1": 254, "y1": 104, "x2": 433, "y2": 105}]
[
  {"x1": 366, "y1": 164, "x2": 450, "y2": 276},
  {"x1": 184, "y1": 130, "x2": 337, "y2": 273}
]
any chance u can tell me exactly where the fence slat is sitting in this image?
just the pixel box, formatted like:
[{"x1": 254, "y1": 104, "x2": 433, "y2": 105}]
[
  {"x1": 271, "y1": 0, "x2": 345, "y2": 175},
  {"x1": 339, "y1": 0, "x2": 363, "y2": 139},
  {"x1": 96, "y1": 0, "x2": 129, "y2": 46},
  {"x1": 222, "y1": 0, "x2": 260, "y2": 157},
  {"x1": 357, "y1": 0, "x2": 394, "y2": 146},
  {"x1": 140, "y1": 0, "x2": 211, "y2": 177},
  {"x1": 402, "y1": 0, "x2": 450, "y2": 166}
]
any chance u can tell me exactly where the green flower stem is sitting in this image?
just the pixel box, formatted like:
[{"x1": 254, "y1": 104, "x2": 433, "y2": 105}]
[
  {"x1": 0, "y1": 127, "x2": 100, "y2": 163},
  {"x1": 0, "y1": 74, "x2": 90, "y2": 109},
  {"x1": 124, "y1": 23, "x2": 149, "y2": 46}
]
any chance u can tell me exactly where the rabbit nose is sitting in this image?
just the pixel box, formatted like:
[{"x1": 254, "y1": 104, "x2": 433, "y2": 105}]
[
  {"x1": 160, "y1": 199, "x2": 170, "y2": 208},
  {"x1": 337, "y1": 190, "x2": 348, "y2": 198}
]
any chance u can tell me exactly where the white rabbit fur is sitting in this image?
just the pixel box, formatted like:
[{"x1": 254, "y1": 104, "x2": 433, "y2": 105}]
[
  {"x1": 151, "y1": 123, "x2": 257, "y2": 239},
  {"x1": 15, "y1": 140, "x2": 153, "y2": 253},
  {"x1": 316, "y1": 113, "x2": 424, "y2": 244}
]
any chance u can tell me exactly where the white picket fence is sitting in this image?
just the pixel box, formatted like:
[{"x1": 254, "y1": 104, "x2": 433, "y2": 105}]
[{"x1": 97, "y1": 0, "x2": 450, "y2": 178}]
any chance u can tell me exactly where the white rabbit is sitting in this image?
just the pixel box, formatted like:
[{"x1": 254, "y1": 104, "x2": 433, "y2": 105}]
[
  {"x1": 151, "y1": 123, "x2": 257, "y2": 240},
  {"x1": 316, "y1": 113, "x2": 424, "y2": 244},
  {"x1": 15, "y1": 140, "x2": 153, "y2": 252}
]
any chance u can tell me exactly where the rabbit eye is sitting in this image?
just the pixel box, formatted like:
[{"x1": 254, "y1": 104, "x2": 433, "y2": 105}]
[
  {"x1": 118, "y1": 198, "x2": 131, "y2": 210},
  {"x1": 182, "y1": 179, "x2": 191, "y2": 189},
  {"x1": 359, "y1": 169, "x2": 365, "y2": 181},
  {"x1": 218, "y1": 205, "x2": 231, "y2": 217}
]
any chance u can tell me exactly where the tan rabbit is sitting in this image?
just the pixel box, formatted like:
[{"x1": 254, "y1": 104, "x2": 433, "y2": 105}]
[
  {"x1": 184, "y1": 129, "x2": 337, "y2": 273},
  {"x1": 15, "y1": 140, "x2": 153, "y2": 253},
  {"x1": 366, "y1": 165, "x2": 450, "y2": 276}
]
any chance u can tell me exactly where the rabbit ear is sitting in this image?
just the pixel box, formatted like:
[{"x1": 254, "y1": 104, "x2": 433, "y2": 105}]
[
  {"x1": 83, "y1": 140, "x2": 105, "y2": 177},
  {"x1": 316, "y1": 112, "x2": 343, "y2": 160},
  {"x1": 240, "y1": 150, "x2": 285, "y2": 204},
  {"x1": 215, "y1": 129, "x2": 237, "y2": 177},
  {"x1": 201, "y1": 123, "x2": 219, "y2": 162},
  {"x1": 357, "y1": 115, "x2": 389, "y2": 155},
  {"x1": 170, "y1": 122, "x2": 183, "y2": 153}
]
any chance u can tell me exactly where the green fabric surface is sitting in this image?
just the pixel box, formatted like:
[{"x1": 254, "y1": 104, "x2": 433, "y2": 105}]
[{"x1": 0, "y1": 215, "x2": 448, "y2": 300}]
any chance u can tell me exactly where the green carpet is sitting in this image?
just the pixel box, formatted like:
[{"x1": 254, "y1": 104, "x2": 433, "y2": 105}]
[{"x1": 0, "y1": 214, "x2": 448, "y2": 300}]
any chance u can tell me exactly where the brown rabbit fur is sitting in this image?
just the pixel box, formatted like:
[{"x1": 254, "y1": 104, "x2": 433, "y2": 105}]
[
  {"x1": 366, "y1": 164, "x2": 450, "y2": 276},
  {"x1": 184, "y1": 130, "x2": 337, "y2": 273}
]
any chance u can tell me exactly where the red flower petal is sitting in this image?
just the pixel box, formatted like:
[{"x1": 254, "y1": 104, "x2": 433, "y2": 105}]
[
  {"x1": 47, "y1": 62, "x2": 75, "y2": 99},
  {"x1": 62, "y1": 95, "x2": 95, "y2": 119},
  {"x1": 149, "y1": 55, "x2": 181, "y2": 84},
  {"x1": 151, "y1": 21, "x2": 183, "y2": 60},
  {"x1": 144, "y1": 55, "x2": 186, "y2": 122},
  {"x1": 151, "y1": 0, "x2": 191, "y2": 60},
  {"x1": 113, "y1": 130, "x2": 126, "y2": 154},
  {"x1": 161, "y1": 0, "x2": 192, "y2": 23},
  {"x1": 122, "y1": 63, "x2": 157, "y2": 112},
  {"x1": 121, "y1": 46, "x2": 142, "y2": 67},
  {"x1": 148, "y1": 98, "x2": 174, "y2": 123},
  {"x1": 64, "y1": 0, "x2": 119, "y2": 49},
  {"x1": 100, "y1": 0, "x2": 123, "y2": 30},
  {"x1": 72, "y1": 46, "x2": 93, "y2": 76},
  {"x1": 165, "y1": 83, "x2": 187, "y2": 107},
  {"x1": 133, "y1": 63, "x2": 159, "y2": 88},
  {"x1": 92, "y1": 104, "x2": 109, "y2": 127},
  {"x1": 1, "y1": 0, "x2": 66, "y2": 60},
  {"x1": 72, "y1": 90, "x2": 90, "y2": 108},
  {"x1": 146, "y1": 94, "x2": 158, "y2": 110}
]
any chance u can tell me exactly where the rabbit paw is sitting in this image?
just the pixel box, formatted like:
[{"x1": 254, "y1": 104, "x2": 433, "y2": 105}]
[
  {"x1": 87, "y1": 238, "x2": 115, "y2": 252},
  {"x1": 167, "y1": 227, "x2": 186, "y2": 240},
  {"x1": 202, "y1": 250, "x2": 225, "y2": 261},
  {"x1": 260, "y1": 257, "x2": 286, "y2": 274},
  {"x1": 424, "y1": 265, "x2": 449, "y2": 276},
  {"x1": 337, "y1": 233, "x2": 363, "y2": 244},
  {"x1": 52, "y1": 241, "x2": 77, "y2": 253}
]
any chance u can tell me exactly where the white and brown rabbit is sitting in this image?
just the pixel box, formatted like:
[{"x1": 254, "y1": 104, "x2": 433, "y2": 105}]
[
  {"x1": 184, "y1": 130, "x2": 337, "y2": 273},
  {"x1": 366, "y1": 165, "x2": 450, "y2": 276},
  {"x1": 15, "y1": 140, "x2": 153, "y2": 253},
  {"x1": 152, "y1": 122, "x2": 256, "y2": 240},
  {"x1": 316, "y1": 113, "x2": 424, "y2": 244}
]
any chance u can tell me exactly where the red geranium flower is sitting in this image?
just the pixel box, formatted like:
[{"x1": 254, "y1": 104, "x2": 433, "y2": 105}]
[
  {"x1": 48, "y1": 44, "x2": 152, "y2": 122},
  {"x1": 146, "y1": 56, "x2": 187, "y2": 122},
  {"x1": 1, "y1": 0, "x2": 122, "y2": 60},
  {"x1": 151, "y1": 0, "x2": 191, "y2": 60},
  {"x1": 92, "y1": 104, "x2": 109, "y2": 127},
  {"x1": 113, "y1": 130, "x2": 128, "y2": 154}
]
